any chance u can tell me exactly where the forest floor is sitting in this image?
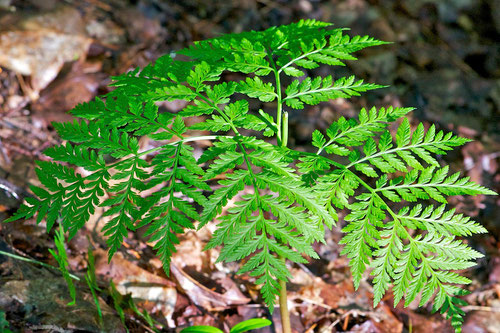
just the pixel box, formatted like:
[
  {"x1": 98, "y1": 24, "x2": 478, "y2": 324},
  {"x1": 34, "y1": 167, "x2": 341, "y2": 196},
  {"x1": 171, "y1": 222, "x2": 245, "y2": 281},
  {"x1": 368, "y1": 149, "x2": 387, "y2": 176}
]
[{"x1": 0, "y1": 0, "x2": 499, "y2": 332}]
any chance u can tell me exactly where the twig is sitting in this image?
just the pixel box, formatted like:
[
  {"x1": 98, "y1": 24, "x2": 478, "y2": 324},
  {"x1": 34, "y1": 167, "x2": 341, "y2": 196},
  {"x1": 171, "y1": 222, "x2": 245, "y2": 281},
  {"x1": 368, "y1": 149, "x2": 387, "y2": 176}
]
[
  {"x1": 462, "y1": 305, "x2": 500, "y2": 313},
  {"x1": 15, "y1": 72, "x2": 38, "y2": 101},
  {"x1": 0, "y1": 137, "x2": 11, "y2": 164}
]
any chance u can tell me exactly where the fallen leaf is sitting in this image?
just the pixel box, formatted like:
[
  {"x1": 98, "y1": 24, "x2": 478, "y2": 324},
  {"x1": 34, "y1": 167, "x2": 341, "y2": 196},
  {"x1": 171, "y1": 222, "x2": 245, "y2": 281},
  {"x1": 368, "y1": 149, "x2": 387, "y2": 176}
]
[
  {"x1": 93, "y1": 248, "x2": 177, "y2": 325},
  {"x1": 171, "y1": 263, "x2": 250, "y2": 310}
]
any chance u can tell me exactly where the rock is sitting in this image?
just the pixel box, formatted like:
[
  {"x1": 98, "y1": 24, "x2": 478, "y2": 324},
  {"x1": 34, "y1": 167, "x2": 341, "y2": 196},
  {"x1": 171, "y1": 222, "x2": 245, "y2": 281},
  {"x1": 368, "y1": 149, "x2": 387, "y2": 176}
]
[
  {"x1": 0, "y1": 277, "x2": 125, "y2": 332},
  {"x1": 0, "y1": 5, "x2": 91, "y2": 93}
]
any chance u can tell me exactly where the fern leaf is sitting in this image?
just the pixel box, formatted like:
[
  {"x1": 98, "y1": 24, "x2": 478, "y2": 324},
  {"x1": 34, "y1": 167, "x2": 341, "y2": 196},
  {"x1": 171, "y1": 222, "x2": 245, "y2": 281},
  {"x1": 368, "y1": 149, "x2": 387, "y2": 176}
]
[
  {"x1": 260, "y1": 195, "x2": 323, "y2": 243},
  {"x1": 100, "y1": 157, "x2": 145, "y2": 261},
  {"x1": 137, "y1": 143, "x2": 208, "y2": 273},
  {"x1": 396, "y1": 204, "x2": 487, "y2": 237},
  {"x1": 198, "y1": 137, "x2": 238, "y2": 164},
  {"x1": 284, "y1": 75, "x2": 383, "y2": 109},
  {"x1": 204, "y1": 150, "x2": 244, "y2": 180},
  {"x1": 316, "y1": 169, "x2": 360, "y2": 209},
  {"x1": 248, "y1": 149, "x2": 297, "y2": 179},
  {"x1": 371, "y1": 220, "x2": 404, "y2": 306},
  {"x1": 186, "y1": 62, "x2": 222, "y2": 92},
  {"x1": 254, "y1": 171, "x2": 336, "y2": 229},
  {"x1": 348, "y1": 121, "x2": 471, "y2": 175},
  {"x1": 239, "y1": 110, "x2": 277, "y2": 136},
  {"x1": 277, "y1": 27, "x2": 387, "y2": 73},
  {"x1": 72, "y1": 95, "x2": 174, "y2": 139},
  {"x1": 340, "y1": 194, "x2": 385, "y2": 288},
  {"x1": 199, "y1": 170, "x2": 250, "y2": 228},
  {"x1": 237, "y1": 77, "x2": 277, "y2": 102},
  {"x1": 376, "y1": 166, "x2": 496, "y2": 203},
  {"x1": 318, "y1": 106, "x2": 414, "y2": 153},
  {"x1": 53, "y1": 120, "x2": 139, "y2": 159},
  {"x1": 205, "y1": 194, "x2": 256, "y2": 250},
  {"x1": 44, "y1": 142, "x2": 106, "y2": 171}
]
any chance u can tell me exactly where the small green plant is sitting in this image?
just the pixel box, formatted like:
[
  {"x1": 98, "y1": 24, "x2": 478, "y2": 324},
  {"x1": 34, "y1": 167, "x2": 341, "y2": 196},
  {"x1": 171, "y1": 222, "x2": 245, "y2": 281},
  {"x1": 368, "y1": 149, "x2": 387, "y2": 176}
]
[
  {"x1": 85, "y1": 245, "x2": 103, "y2": 326},
  {"x1": 0, "y1": 310, "x2": 13, "y2": 333},
  {"x1": 180, "y1": 318, "x2": 272, "y2": 333},
  {"x1": 49, "y1": 225, "x2": 76, "y2": 305},
  {"x1": 5, "y1": 20, "x2": 495, "y2": 332}
]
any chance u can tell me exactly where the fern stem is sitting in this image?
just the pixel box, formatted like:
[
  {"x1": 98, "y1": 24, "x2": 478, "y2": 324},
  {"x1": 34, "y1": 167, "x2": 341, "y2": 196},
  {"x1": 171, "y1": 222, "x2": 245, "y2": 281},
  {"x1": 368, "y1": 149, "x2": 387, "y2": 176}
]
[
  {"x1": 282, "y1": 112, "x2": 289, "y2": 147},
  {"x1": 268, "y1": 47, "x2": 292, "y2": 333},
  {"x1": 346, "y1": 142, "x2": 441, "y2": 169},
  {"x1": 267, "y1": 48, "x2": 283, "y2": 145},
  {"x1": 278, "y1": 48, "x2": 323, "y2": 74},
  {"x1": 279, "y1": 257, "x2": 292, "y2": 333},
  {"x1": 276, "y1": 98, "x2": 283, "y2": 145}
]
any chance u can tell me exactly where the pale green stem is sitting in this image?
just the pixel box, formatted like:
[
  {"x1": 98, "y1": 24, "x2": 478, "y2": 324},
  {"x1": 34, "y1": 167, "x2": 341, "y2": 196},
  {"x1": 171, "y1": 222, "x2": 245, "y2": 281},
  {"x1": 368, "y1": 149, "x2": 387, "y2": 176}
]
[
  {"x1": 267, "y1": 48, "x2": 283, "y2": 145},
  {"x1": 267, "y1": 47, "x2": 292, "y2": 333},
  {"x1": 276, "y1": 82, "x2": 283, "y2": 144},
  {"x1": 282, "y1": 112, "x2": 289, "y2": 147},
  {"x1": 279, "y1": 258, "x2": 291, "y2": 333}
]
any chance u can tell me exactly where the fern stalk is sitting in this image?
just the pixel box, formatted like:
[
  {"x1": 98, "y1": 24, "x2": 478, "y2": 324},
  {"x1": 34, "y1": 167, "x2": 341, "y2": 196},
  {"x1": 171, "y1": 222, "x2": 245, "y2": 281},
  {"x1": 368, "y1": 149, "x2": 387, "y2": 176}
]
[{"x1": 269, "y1": 47, "x2": 292, "y2": 333}]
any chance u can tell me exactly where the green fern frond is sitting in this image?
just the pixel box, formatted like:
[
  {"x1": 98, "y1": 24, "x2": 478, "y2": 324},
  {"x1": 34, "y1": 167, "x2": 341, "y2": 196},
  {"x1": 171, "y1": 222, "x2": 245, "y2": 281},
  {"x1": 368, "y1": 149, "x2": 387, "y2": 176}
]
[
  {"x1": 396, "y1": 204, "x2": 488, "y2": 236},
  {"x1": 340, "y1": 194, "x2": 385, "y2": 288},
  {"x1": 277, "y1": 27, "x2": 387, "y2": 73},
  {"x1": 348, "y1": 119, "x2": 471, "y2": 177},
  {"x1": 200, "y1": 169, "x2": 249, "y2": 228},
  {"x1": 376, "y1": 166, "x2": 496, "y2": 203},
  {"x1": 71, "y1": 94, "x2": 174, "y2": 139},
  {"x1": 43, "y1": 142, "x2": 106, "y2": 171},
  {"x1": 238, "y1": 77, "x2": 277, "y2": 102},
  {"x1": 254, "y1": 171, "x2": 336, "y2": 229},
  {"x1": 283, "y1": 75, "x2": 383, "y2": 109},
  {"x1": 5, "y1": 20, "x2": 496, "y2": 331},
  {"x1": 100, "y1": 157, "x2": 145, "y2": 260},
  {"x1": 316, "y1": 106, "x2": 414, "y2": 154},
  {"x1": 138, "y1": 142, "x2": 207, "y2": 273},
  {"x1": 53, "y1": 120, "x2": 139, "y2": 158}
]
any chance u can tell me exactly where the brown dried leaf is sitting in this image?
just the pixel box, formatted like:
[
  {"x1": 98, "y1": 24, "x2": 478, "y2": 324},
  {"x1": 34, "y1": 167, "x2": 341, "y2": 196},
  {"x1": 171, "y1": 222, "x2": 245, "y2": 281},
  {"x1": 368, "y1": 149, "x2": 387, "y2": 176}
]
[
  {"x1": 93, "y1": 249, "x2": 177, "y2": 322},
  {"x1": 171, "y1": 263, "x2": 250, "y2": 310}
]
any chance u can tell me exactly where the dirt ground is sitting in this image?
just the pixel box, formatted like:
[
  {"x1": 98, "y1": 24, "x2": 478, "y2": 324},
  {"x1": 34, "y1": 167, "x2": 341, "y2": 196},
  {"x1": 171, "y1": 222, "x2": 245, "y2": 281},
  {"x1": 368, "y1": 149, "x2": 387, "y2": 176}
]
[{"x1": 0, "y1": 0, "x2": 499, "y2": 332}]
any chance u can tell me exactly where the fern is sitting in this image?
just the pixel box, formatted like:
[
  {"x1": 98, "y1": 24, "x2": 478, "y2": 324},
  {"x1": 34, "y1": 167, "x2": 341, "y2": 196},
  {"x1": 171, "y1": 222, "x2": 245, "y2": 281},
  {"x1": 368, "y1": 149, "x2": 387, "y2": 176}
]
[{"x1": 4, "y1": 20, "x2": 496, "y2": 332}]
